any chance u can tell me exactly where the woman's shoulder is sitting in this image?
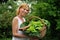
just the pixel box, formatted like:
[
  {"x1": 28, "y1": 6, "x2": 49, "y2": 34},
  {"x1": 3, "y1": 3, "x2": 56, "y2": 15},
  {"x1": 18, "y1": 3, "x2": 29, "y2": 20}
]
[
  {"x1": 12, "y1": 16, "x2": 18, "y2": 22},
  {"x1": 13, "y1": 16, "x2": 18, "y2": 19}
]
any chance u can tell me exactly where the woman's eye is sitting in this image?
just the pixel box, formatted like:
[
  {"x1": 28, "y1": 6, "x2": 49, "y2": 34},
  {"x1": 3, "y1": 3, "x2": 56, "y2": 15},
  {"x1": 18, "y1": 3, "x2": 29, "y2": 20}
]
[
  {"x1": 23, "y1": 9, "x2": 29, "y2": 11},
  {"x1": 26, "y1": 10, "x2": 29, "y2": 11},
  {"x1": 24, "y1": 9, "x2": 26, "y2": 10}
]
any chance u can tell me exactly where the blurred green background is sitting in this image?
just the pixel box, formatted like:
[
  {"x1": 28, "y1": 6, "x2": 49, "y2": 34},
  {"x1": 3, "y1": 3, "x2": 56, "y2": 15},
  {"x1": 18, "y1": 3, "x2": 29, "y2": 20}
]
[{"x1": 0, "y1": 0, "x2": 60, "y2": 40}]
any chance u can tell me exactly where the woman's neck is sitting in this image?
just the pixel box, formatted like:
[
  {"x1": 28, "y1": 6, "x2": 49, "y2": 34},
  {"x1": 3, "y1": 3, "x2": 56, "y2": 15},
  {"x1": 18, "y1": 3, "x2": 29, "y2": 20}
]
[
  {"x1": 18, "y1": 15, "x2": 23, "y2": 19},
  {"x1": 17, "y1": 15, "x2": 24, "y2": 23}
]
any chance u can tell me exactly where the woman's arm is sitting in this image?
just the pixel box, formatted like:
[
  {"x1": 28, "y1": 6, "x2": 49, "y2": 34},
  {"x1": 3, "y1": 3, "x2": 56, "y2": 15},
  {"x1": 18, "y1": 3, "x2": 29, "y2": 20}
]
[
  {"x1": 12, "y1": 17, "x2": 27, "y2": 38},
  {"x1": 40, "y1": 26, "x2": 46, "y2": 38},
  {"x1": 19, "y1": 25, "x2": 30, "y2": 31}
]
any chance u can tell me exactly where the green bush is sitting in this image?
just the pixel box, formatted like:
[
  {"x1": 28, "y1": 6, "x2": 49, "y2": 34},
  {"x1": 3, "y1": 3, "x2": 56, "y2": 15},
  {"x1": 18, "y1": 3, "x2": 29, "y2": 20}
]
[{"x1": 0, "y1": 0, "x2": 17, "y2": 38}]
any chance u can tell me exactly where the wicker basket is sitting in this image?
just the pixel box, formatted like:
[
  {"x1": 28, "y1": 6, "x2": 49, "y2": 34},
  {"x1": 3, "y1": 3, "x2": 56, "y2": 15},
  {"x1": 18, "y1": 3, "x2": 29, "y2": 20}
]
[{"x1": 26, "y1": 16, "x2": 47, "y2": 38}]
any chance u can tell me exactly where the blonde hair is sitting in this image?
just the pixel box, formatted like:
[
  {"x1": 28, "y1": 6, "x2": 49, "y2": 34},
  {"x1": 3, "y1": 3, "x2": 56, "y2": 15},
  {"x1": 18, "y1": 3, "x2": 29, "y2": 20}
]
[{"x1": 16, "y1": 3, "x2": 29, "y2": 15}]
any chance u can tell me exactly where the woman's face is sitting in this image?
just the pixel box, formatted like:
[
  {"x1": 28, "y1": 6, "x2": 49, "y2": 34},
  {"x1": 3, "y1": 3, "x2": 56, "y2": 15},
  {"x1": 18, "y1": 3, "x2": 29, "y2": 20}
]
[{"x1": 19, "y1": 7, "x2": 29, "y2": 17}]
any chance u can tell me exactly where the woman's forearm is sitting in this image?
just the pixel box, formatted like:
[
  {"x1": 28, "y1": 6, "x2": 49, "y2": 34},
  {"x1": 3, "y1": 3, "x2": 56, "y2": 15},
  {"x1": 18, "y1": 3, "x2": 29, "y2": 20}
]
[
  {"x1": 40, "y1": 26, "x2": 46, "y2": 38},
  {"x1": 13, "y1": 33, "x2": 27, "y2": 38},
  {"x1": 19, "y1": 26, "x2": 29, "y2": 31}
]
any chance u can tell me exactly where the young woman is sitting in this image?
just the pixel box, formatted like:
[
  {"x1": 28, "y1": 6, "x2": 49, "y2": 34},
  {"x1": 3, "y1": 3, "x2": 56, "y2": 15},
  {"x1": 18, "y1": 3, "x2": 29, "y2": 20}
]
[
  {"x1": 12, "y1": 3, "x2": 30, "y2": 40},
  {"x1": 12, "y1": 3, "x2": 46, "y2": 40}
]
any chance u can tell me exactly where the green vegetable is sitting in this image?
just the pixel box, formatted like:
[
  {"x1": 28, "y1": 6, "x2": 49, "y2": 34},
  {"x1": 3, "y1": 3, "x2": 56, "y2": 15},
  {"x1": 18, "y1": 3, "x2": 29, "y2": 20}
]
[{"x1": 20, "y1": 18, "x2": 50, "y2": 38}]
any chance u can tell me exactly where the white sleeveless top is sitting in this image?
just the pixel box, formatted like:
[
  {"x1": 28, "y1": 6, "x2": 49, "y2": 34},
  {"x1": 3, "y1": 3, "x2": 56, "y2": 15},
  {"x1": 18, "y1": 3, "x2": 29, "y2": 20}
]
[{"x1": 12, "y1": 16, "x2": 29, "y2": 40}]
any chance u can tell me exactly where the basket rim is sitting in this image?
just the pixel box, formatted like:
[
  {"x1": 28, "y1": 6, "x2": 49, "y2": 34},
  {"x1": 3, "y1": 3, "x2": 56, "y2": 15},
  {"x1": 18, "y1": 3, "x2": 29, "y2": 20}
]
[{"x1": 28, "y1": 16, "x2": 46, "y2": 26}]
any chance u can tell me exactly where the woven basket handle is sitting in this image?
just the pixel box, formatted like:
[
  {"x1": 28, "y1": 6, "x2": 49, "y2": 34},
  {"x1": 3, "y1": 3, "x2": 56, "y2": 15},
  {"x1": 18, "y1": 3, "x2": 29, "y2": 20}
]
[{"x1": 28, "y1": 16, "x2": 46, "y2": 27}]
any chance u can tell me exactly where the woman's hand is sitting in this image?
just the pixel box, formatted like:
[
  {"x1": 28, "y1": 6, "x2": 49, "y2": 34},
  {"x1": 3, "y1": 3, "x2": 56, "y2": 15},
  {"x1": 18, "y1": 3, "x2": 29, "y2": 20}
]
[
  {"x1": 40, "y1": 26, "x2": 46, "y2": 32},
  {"x1": 40, "y1": 26, "x2": 46, "y2": 38},
  {"x1": 23, "y1": 24, "x2": 30, "y2": 30},
  {"x1": 19, "y1": 24, "x2": 30, "y2": 31}
]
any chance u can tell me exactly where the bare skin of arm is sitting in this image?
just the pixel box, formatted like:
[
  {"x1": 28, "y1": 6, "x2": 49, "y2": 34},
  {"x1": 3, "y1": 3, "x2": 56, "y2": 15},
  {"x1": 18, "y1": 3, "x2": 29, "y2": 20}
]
[
  {"x1": 12, "y1": 17, "x2": 29, "y2": 38},
  {"x1": 19, "y1": 25, "x2": 30, "y2": 31},
  {"x1": 40, "y1": 26, "x2": 46, "y2": 38}
]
